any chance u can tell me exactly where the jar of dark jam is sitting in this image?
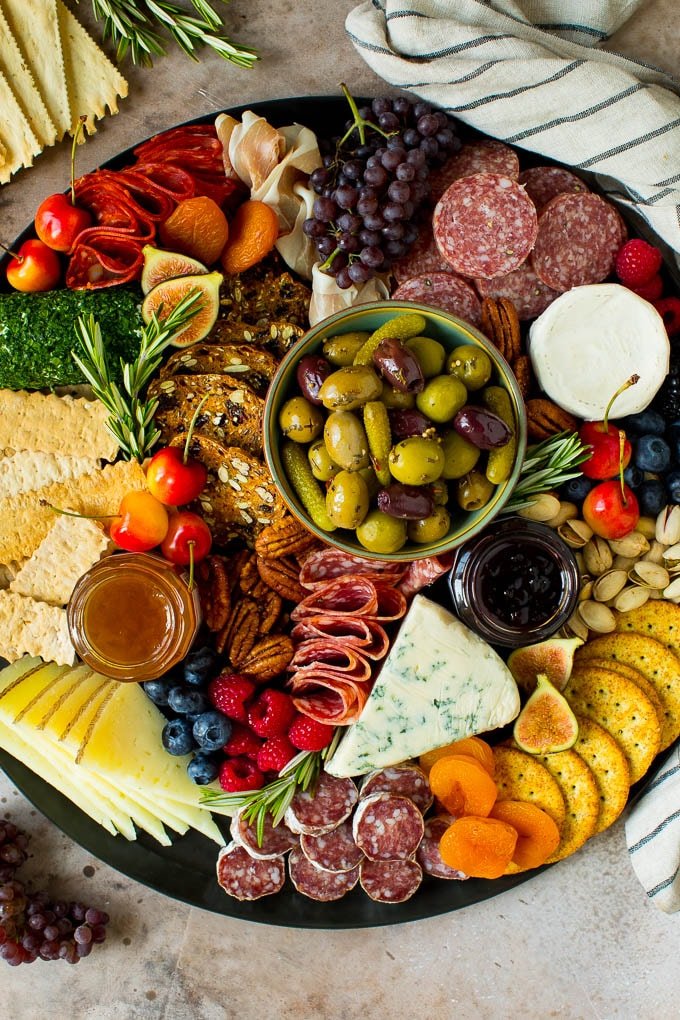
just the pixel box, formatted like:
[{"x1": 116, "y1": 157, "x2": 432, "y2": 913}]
[{"x1": 447, "y1": 517, "x2": 580, "y2": 648}]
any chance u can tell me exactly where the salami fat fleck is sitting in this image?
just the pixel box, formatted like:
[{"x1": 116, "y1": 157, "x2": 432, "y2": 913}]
[
  {"x1": 429, "y1": 140, "x2": 520, "y2": 204},
  {"x1": 298, "y1": 548, "x2": 405, "y2": 589},
  {"x1": 352, "y1": 793, "x2": 424, "y2": 862},
  {"x1": 398, "y1": 554, "x2": 454, "y2": 599},
  {"x1": 216, "y1": 842, "x2": 286, "y2": 900},
  {"x1": 392, "y1": 271, "x2": 482, "y2": 327},
  {"x1": 288, "y1": 846, "x2": 360, "y2": 901},
  {"x1": 291, "y1": 615, "x2": 390, "y2": 660},
  {"x1": 359, "y1": 858, "x2": 423, "y2": 903},
  {"x1": 360, "y1": 765, "x2": 434, "y2": 815},
  {"x1": 285, "y1": 772, "x2": 358, "y2": 835},
  {"x1": 229, "y1": 808, "x2": 298, "y2": 860},
  {"x1": 300, "y1": 820, "x2": 365, "y2": 873},
  {"x1": 433, "y1": 173, "x2": 538, "y2": 279},
  {"x1": 416, "y1": 816, "x2": 469, "y2": 880},
  {"x1": 518, "y1": 166, "x2": 588, "y2": 211},
  {"x1": 474, "y1": 260, "x2": 560, "y2": 320}
]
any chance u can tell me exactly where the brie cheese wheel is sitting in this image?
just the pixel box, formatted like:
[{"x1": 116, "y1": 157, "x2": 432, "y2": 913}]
[{"x1": 528, "y1": 284, "x2": 670, "y2": 419}]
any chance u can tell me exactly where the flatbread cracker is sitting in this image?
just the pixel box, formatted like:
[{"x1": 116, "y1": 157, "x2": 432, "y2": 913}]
[
  {"x1": 0, "y1": 451, "x2": 99, "y2": 500},
  {"x1": 572, "y1": 714, "x2": 630, "y2": 834},
  {"x1": 492, "y1": 746, "x2": 566, "y2": 828},
  {"x1": 535, "y1": 748, "x2": 601, "y2": 862},
  {"x1": 0, "y1": 590, "x2": 74, "y2": 665},
  {"x1": 0, "y1": 5, "x2": 56, "y2": 147},
  {"x1": 0, "y1": 390, "x2": 119, "y2": 462},
  {"x1": 10, "y1": 516, "x2": 110, "y2": 606},
  {"x1": 0, "y1": 67, "x2": 41, "y2": 183},
  {"x1": 0, "y1": 560, "x2": 25, "y2": 589}
]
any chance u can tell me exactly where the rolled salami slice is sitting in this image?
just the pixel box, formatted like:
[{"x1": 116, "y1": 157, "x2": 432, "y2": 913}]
[
  {"x1": 285, "y1": 772, "x2": 358, "y2": 835},
  {"x1": 289, "y1": 675, "x2": 371, "y2": 726},
  {"x1": 474, "y1": 260, "x2": 560, "y2": 320},
  {"x1": 429, "y1": 140, "x2": 520, "y2": 204},
  {"x1": 291, "y1": 615, "x2": 390, "y2": 660},
  {"x1": 531, "y1": 192, "x2": 625, "y2": 292},
  {"x1": 299, "y1": 548, "x2": 406, "y2": 589},
  {"x1": 518, "y1": 166, "x2": 588, "y2": 212},
  {"x1": 288, "y1": 846, "x2": 360, "y2": 901},
  {"x1": 398, "y1": 554, "x2": 454, "y2": 599},
  {"x1": 66, "y1": 228, "x2": 145, "y2": 289},
  {"x1": 230, "y1": 808, "x2": 299, "y2": 860},
  {"x1": 360, "y1": 765, "x2": 433, "y2": 815},
  {"x1": 289, "y1": 640, "x2": 372, "y2": 681},
  {"x1": 352, "y1": 793, "x2": 425, "y2": 861},
  {"x1": 291, "y1": 575, "x2": 407, "y2": 623},
  {"x1": 300, "y1": 820, "x2": 365, "y2": 873},
  {"x1": 433, "y1": 173, "x2": 538, "y2": 279},
  {"x1": 392, "y1": 271, "x2": 482, "y2": 327},
  {"x1": 359, "y1": 858, "x2": 423, "y2": 903},
  {"x1": 416, "y1": 815, "x2": 469, "y2": 880},
  {"x1": 216, "y1": 842, "x2": 286, "y2": 900}
]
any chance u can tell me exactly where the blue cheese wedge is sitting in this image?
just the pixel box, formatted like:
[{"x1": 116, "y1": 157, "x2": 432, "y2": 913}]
[{"x1": 326, "y1": 595, "x2": 520, "y2": 777}]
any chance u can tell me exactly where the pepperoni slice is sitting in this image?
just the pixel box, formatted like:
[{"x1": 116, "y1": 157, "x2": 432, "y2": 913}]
[
  {"x1": 216, "y1": 842, "x2": 286, "y2": 900},
  {"x1": 359, "y1": 858, "x2": 423, "y2": 903},
  {"x1": 290, "y1": 616, "x2": 390, "y2": 660},
  {"x1": 285, "y1": 772, "x2": 358, "y2": 835},
  {"x1": 360, "y1": 766, "x2": 433, "y2": 815},
  {"x1": 288, "y1": 846, "x2": 360, "y2": 901},
  {"x1": 429, "y1": 140, "x2": 520, "y2": 205},
  {"x1": 229, "y1": 808, "x2": 298, "y2": 860},
  {"x1": 352, "y1": 793, "x2": 424, "y2": 862},
  {"x1": 392, "y1": 271, "x2": 482, "y2": 327},
  {"x1": 474, "y1": 260, "x2": 560, "y2": 320},
  {"x1": 300, "y1": 820, "x2": 364, "y2": 873},
  {"x1": 416, "y1": 815, "x2": 469, "y2": 880},
  {"x1": 518, "y1": 166, "x2": 589, "y2": 212}
]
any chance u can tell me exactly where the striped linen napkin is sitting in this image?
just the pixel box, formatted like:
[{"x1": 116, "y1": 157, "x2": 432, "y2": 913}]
[
  {"x1": 626, "y1": 746, "x2": 680, "y2": 913},
  {"x1": 345, "y1": 0, "x2": 680, "y2": 261}
]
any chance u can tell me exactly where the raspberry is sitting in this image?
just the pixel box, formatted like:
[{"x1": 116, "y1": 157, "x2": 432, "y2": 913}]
[
  {"x1": 247, "y1": 688, "x2": 297, "y2": 737},
  {"x1": 630, "y1": 273, "x2": 663, "y2": 302},
  {"x1": 615, "y1": 239, "x2": 663, "y2": 287},
  {"x1": 288, "y1": 714, "x2": 335, "y2": 751},
  {"x1": 223, "y1": 722, "x2": 263, "y2": 760},
  {"x1": 218, "y1": 756, "x2": 264, "y2": 792},
  {"x1": 208, "y1": 673, "x2": 255, "y2": 722},
  {"x1": 256, "y1": 735, "x2": 297, "y2": 773},
  {"x1": 654, "y1": 297, "x2": 680, "y2": 337}
]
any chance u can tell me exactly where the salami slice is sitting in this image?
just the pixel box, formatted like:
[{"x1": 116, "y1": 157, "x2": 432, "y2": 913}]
[
  {"x1": 416, "y1": 815, "x2": 469, "y2": 880},
  {"x1": 298, "y1": 548, "x2": 406, "y2": 589},
  {"x1": 531, "y1": 191, "x2": 625, "y2": 292},
  {"x1": 360, "y1": 766, "x2": 434, "y2": 815},
  {"x1": 398, "y1": 554, "x2": 454, "y2": 599},
  {"x1": 359, "y1": 858, "x2": 423, "y2": 903},
  {"x1": 66, "y1": 229, "x2": 145, "y2": 289},
  {"x1": 229, "y1": 808, "x2": 299, "y2": 860},
  {"x1": 290, "y1": 575, "x2": 406, "y2": 623},
  {"x1": 285, "y1": 772, "x2": 358, "y2": 835},
  {"x1": 392, "y1": 271, "x2": 482, "y2": 327},
  {"x1": 300, "y1": 820, "x2": 365, "y2": 873},
  {"x1": 434, "y1": 173, "x2": 538, "y2": 279},
  {"x1": 290, "y1": 615, "x2": 390, "y2": 660},
  {"x1": 352, "y1": 793, "x2": 424, "y2": 861},
  {"x1": 288, "y1": 846, "x2": 360, "y2": 901},
  {"x1": 429, "y1": 140, "x2": 520, "y2": 204},
  {"x1": 289, "y1": 640, "x2": 373, "y2": 681},
  {"x1": 392, "y1": 223, "x2": 449, "y2": 284},
  {"x1": 518, "y1": 166, "x2": 588, "y2": 211},
  {"x1": 289, "y1": 677, "x2": 371, "y2": 726},
  {"x1": 474, "y1": 260, "x2": 560, "y2": 320},
  {"x1": 216, "y1": 842, "x2": 286, "y2": 900}
]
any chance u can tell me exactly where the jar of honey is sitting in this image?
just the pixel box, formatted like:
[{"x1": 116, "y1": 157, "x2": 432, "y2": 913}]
[{"x1": 67, "y1": 553, "x2": 201, "y2": 681}]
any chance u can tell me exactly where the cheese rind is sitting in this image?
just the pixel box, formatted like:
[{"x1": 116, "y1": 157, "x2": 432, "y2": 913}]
[{"x1": 326, "y1": 595, "x2": 520, "y2": 777}]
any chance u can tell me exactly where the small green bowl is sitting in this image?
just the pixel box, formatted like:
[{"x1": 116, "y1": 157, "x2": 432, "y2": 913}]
[{"x1": 263, "y1": 301, "x2": 527, "y2": 562}]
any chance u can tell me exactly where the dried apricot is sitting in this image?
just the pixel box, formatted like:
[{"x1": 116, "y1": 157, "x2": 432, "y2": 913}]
[
  {"x1": 220, "y1": 200, "x2": 279, "y2": 275},
  {"x1": 490, "y1": 800, "x2": 561, "y2": 871},
  {"x1": 439, "y1": 816, "x2": 517, "y2": 879},
  {"x1": 428, "y1": 754, "x2": 498, "y2": 817},
  {"x1": 159, "y1": 196, "x2": 229, "y2": 266},
  {"x1": 420, "y1": 736, "x2": 495, "y2": 777}
]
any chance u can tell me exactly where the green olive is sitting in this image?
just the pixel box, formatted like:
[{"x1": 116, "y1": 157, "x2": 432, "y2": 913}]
[
  {"x1": 407, "y1": 506, "x2": 451, "y2": 544},
  {"x1": 308, "y1": 439, "x2": 340, "y2": 482},
  {"x1": 324, "y1": 411, "x2": 370, "y2": 472},
  {"x1": 405, "y1": 336, "x2": 446, "y2": 378},
  {"x1": 326, "y1": 470, "x2": 370, "y2": 530},
  {"x1": 322, "y1": 332, "x2": 370, "y2": 367},
  {"x1": 441, "y1": 429, "x2": 481, "y2": 480},
  {"x1": 388, "y1": 436, "x2": 445, "y2": 486},
  {"x1": 381, "y1": 386, "x2": 416, "y2": 410},
  {"x1": 318, "y1": 366, "x2": 383, "y2": 411},
  {"x1": 278, "y1": 396, "x2": 324, "y2": 444},
  {"x1": 456, "y1": 470, "x2": 495, "y2": 511},
  {"x1": 446, "y1": 344, "x2": 493, "y2": 391},
  {"x1": 416, "y1": 375, "x2": 468, "y2": 424},
  {"x1": 356, "y1": 509, "x2": 407, "y2": 554},
  {"x1": 430, "y1": 478, "x2": 449, "y2": 506}
]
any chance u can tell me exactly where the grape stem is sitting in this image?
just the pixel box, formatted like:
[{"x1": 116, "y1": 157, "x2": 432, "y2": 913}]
[
  {"x1": 319, "y1": 245, "x2": 342, "y2": 272},
  {"x1": 338, "y1": 83, "x2": 395, "y2": 148}
]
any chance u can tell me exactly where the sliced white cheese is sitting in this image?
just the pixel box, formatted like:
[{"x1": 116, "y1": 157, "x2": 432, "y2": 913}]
[
  {"x1": 326, "y1": 595, "x2": 520, "y2": 777},
  {"x1": 528, "y1": 283, "x2": 670, "y2": 419}
]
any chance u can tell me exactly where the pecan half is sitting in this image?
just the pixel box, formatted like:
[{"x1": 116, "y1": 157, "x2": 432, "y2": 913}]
[
  {"x1": 256, "y1": 554, "x2": 306, "y2": 603},
  {"x1": 497, "y1": 298, "x2": 522, "y2": 362},
  {"x1": 238, "y1": 634, "x2": 294, "y2": 682},
  {"x1": 239, "y1": 551, "x2": 268, "y2": 597},
  {"x1": 197, "y1": 555, "x2": 231, "y2": 632},
  {"x1": 526, "y1": 398, "x2": 578, "y2": 440},
  {"x1": 258, "y1": 588, "x2": 283, "y2": 635},
  {"x1": 512, "y1": 354, "x2": 532, "y2": 400},
  {"x1": 480, "y1": 297, "x2": 507, "y2": 358},
  {"x1": 217, "y1": 596, "x2": 260, "y2": 663},
  {"x1": 254, "y1": 514, "x2": 318, "y2": 560}
]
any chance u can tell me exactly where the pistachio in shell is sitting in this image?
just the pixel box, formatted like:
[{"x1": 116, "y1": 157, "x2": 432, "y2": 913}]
[{"x1": 513, "y1": 674, "x2": 579, "y2": 755}]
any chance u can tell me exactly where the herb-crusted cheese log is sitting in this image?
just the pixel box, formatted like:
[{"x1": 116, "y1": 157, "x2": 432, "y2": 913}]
[{"x1": 326, "y1": 595, "x2": 520, "y2": 777}]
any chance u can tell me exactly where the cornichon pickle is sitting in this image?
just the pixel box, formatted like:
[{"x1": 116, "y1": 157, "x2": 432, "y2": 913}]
[
  {"x1": 281, "y1": 440, "x2": 337, "y2": 532},
  {"x1": 363, "y1": 400, "x2": 392, "y2": 486},
  {"x1": 324, "y1": 410, "x2": 370, "y2": 471},
  {"x1": 482, "y1": 385, "x2": 517, "y2": 484},
  {"x1": 353, "y1": 313, "x2": 427, "y2": 366},
  {"x1": 326, "y1": 470, "x2": 370, "y2": 529},
  {"x1": 318, "y1": 365, "x2": 383, "y2": 411},
  {"x1": 308, "y1": 439, "x2": 340, "y2": 482},
  {"x1": 322, "y1": 331, "x2": 370, "y2": 366}
]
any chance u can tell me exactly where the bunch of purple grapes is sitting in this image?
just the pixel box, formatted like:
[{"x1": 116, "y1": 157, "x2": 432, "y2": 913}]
[
  {"x1": 303, "y1": 93, "x2": 461, "y2": 289},
  {"x1": 0, "y1": 821, "x2": 109, "y2": 966}
]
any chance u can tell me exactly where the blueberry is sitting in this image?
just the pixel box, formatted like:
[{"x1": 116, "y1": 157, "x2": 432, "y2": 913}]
[
  {"x1": 667, "y1": 420, "x2": 680, "y2": 447},
  {"x1": 638, "y1": 479, "x2": 668, "y2": 516},
  {"x1": 183, "y1": 646, "x2": 218, "y2": 687},
  {"x1": 167, "y1": 685, "x2": 209, "y2": 716},
  {"x1": 561, "y1": 475, "x2": 594, "y2": 502},
  {"x1": 620, "y1": 410, "x2": 666, "y2": 436},
  {"x1": 187, "y1": 752, "x2": 221, "y2": 785},
  {"x1": 192, "y1": 711, "x2": 232, "y2": 752},
  {"x1": 634, "y1": 434, "x2": 671, "y2": 474},
  {"x1": 623, "y1": 464, "x2": 644, "y2": 490},
  {"x1": 142, "y1": 680, "x2": 171, "y2": 706},
  {"x1": 162, "y1": 717, "x2": 195, "y2": 756},
  {"x1": 665, "y1": 469, "x2": 680, "y2": 504}
]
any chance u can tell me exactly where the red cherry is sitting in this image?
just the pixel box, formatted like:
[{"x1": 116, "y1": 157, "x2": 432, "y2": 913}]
[
  {"x1": 582, "y1": 481, "x2": 640, "y2": 539},
  {"x1": 146, "y1": 447, "x2": 207, "y2": 506},
  {"x1": 160, "y1": 511, "x2": 212, "y2": 566},
  {"x1": 579, "y1": 421, "x2": 631, "y2": 479},
  {"x1": 34, "y1": 193, "x2": 92, "y2": 253},
  {"x1": 4, "y1": 239, "x2": 61, "y2": 292},
  {"x1": 109, "y1": 491, "x2": 169, "y2": 552}
]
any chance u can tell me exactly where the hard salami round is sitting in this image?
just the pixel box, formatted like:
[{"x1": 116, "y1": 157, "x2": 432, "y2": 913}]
[
  {"x1": 392, "y1": 271, "x2": 482, "y2": 327},
  {"x1": 352, "y1": 793, "x2": 424, "y2": 861},
  {"x1": 416, "y1": 816, "x2": 469, "y2": 880},
  {"x1": 359, "y1": 858, "x2": 423, "y2": 903},
  {"x1": 360, "y1": 765, "x2": 434, "y2": 815},
  {"x1": 392, "y1": 224, "x2": 449, "y2": 284},
  {"x1": 429, "y1": 140, "x2": 520, "y2": 204},
  {"x1": 288, "y1": 846, "x2": 360, "y2": 901},
  {"x1": 285, "y1": 772, "x2": 358, "y2": 835},
  {"x1": 433, "y1": 173, "x2": 538, "y2": 279},
  {"x1": 216, "y1": 842, "x2": 286, "y2": 900},
  {"x1": 229, "y1": 808, "x2": 298, "y2": 860},
  {"x1": 298, "y1": 548, "x2": 405, "y2": 589},
  {"x1": 474, "y1": 260, "x2": 560, "y2": 320},
  {"x1": 518, "y1": 166, "x2": 588, "y2": 211},
  {"x1": 531, "y1": 191, "x2": 625, "y2": 292},
  {"x1": 300, "y1": 820, "x2": 364, "y2": 873}
]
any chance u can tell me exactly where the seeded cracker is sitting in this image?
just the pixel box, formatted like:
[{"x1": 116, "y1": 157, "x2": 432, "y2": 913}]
[
  {"x1": 0, "y1": 390, "x2": 119, "y2": 461},
  {"x1": 0, "y1": 591, "x2": 74, "y2": 666},
  {"x1": 0, "y1": 5, "x2": 56, "y2": 148},
  {"x1": 10, "y1": 516, "x2": 110, "y2": 606},
  {"x1": 0, "y1": 452, "x2": 99, "y2": 500}
]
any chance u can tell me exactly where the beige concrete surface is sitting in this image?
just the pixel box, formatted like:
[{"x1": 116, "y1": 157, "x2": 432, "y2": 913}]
[{"x1": 1, "y1": 1, "x2": 680, "y2": 1017}]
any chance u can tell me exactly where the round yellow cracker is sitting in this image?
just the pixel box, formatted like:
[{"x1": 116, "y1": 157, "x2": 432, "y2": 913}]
[
  {"x1": 492, "y1": 746, "x2": 566, "y2": 828},
  {"x1": 584, "y1": 656, "x2": 665, "y2": 733},
  {"x1": 572, "y1": 714, "x2": 630, "y2": 834},
  {"x1": 614, "y1": 601, "x2": 680, "y2": 660},
  {"x1": 534, "y1": 748, "x2": 601, "y2": 862}
]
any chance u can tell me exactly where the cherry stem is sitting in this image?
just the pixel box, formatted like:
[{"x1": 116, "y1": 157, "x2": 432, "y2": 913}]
[
  {"x1": 70, "y1": 116, "x2": 87, "y2": 207},
  {"x1": 183, "y1": 394, "x2": 210, "y2": 464},
  {"x1": 617, "y1": 430, "x2": 627, "y2": 505},
  {"x1": 602, "y1": 374, "x2": 640, "y2": 432},
  {"x1": 187, "y1": 541, "x2": 195, "y2": 590},
  {"x1": 0, "y1": 241, "x2": 21, "y2": 262},
  {"x1": 41, "y1": 501, "x2": 117, "y2": 520}
]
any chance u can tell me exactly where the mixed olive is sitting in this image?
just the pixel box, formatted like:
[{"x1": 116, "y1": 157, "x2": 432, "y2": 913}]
[{"x1": 278, "y1": 313, "x2": 517, "y2": 554}]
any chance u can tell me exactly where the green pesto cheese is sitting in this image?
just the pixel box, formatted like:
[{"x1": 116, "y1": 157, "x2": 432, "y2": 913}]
[{"x1": 0, "y1": 287, "x2": 143, "y2": 390}]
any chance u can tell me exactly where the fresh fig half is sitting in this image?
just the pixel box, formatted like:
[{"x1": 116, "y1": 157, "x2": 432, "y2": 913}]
[
  {"x1": 141, "y1": 271, "x2": 222, "y2": 347},
  {"x1": 141, "y1": 245, "x2": 208, "y2": 295},
  {"x1": 507, "y1": 636, "x2": 583, "y2": 693},
  {"x1": 513, "y1": 674, "x2": 579, "y2": 755}
]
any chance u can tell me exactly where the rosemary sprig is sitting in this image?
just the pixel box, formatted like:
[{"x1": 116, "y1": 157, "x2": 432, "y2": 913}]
[
  {"x1": 503, "y1": 431, "x2": 590, "y2": 513},
  {"x1": 72, "y1": 289, "x2": 202, "y2": 462},
  {"x1": 82, "y1": 0, "x2": 258, "y2": 68},
  {"x1": 201, "y1": 731, "x2": 342, "y2": 845}
]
